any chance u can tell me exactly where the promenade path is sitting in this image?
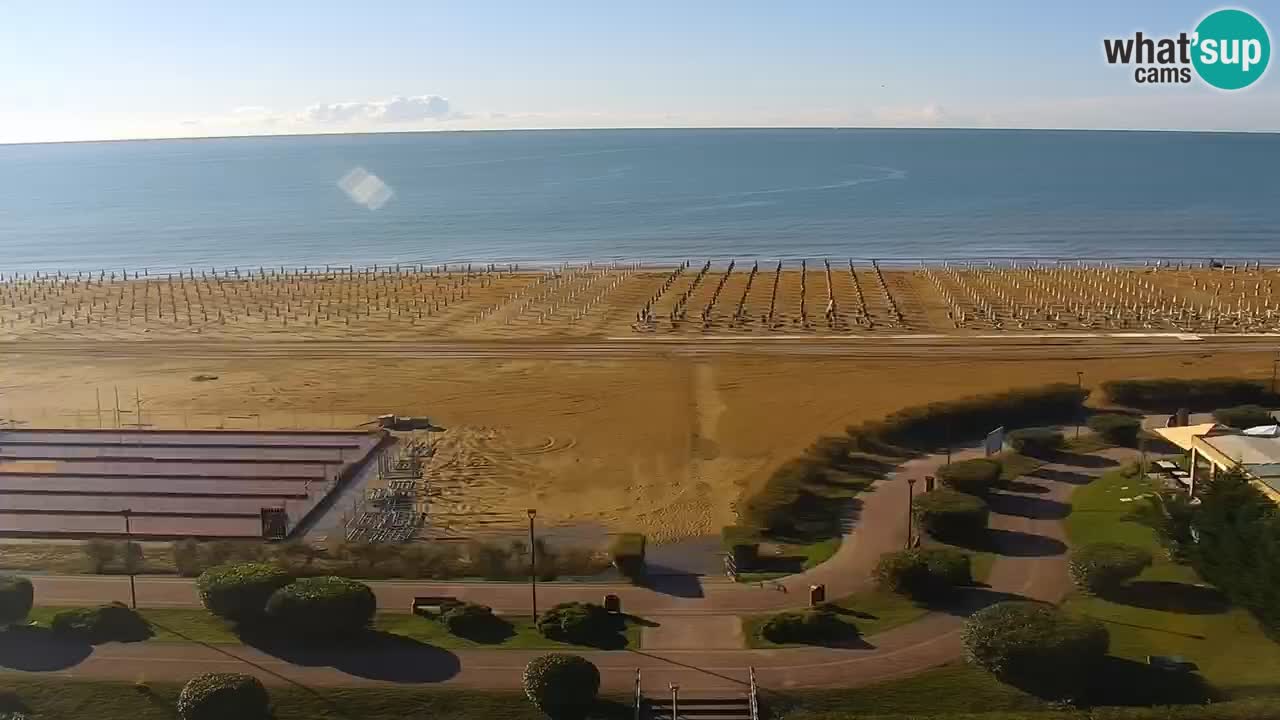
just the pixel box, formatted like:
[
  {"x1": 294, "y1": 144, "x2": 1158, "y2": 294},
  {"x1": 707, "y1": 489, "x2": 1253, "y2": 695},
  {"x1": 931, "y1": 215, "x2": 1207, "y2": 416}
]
[{"x1": 5, "y1": 445, "x2": 1135, "y2": 692}]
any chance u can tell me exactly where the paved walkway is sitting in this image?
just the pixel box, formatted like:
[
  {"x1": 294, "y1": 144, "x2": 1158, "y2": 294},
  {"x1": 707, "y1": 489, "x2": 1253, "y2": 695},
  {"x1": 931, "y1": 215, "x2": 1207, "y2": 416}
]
[{"x1": 5, "y1": 444, "x2": 1135, "y2": 693}]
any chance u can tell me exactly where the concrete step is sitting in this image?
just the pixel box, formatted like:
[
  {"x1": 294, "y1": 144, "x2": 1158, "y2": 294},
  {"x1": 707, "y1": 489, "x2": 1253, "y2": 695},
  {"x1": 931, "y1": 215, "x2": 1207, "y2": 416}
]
[{"x1": 644, "y1": 696, "x2": 752, "y2": 720}]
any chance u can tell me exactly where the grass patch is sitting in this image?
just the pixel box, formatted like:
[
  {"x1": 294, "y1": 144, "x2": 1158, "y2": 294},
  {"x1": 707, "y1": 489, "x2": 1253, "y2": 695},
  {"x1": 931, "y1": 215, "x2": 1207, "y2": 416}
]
[
  {"x1": 0, "y1": 677, "x2": 633, "y2": 720},
  {"x1": 802, "y1": 538, "x2": 842, "y2": 569},
  {"x1": 744, "y1": 588, "x2": 931, "y2": 647},
  {"x1": 768, "y1": 664, "x2": 1045, "y2": 719},
  {"x1": 27, "y1": 607, "x2": 641, "y2": 650},
  {"x1": 1062, "y1": 466, "x2": 1280, "y2": 699},
  {"x1": 733, "y1": 538, "x2": 844, "y2": 583},
  {"x1": 996, "y1": 452, "x2": 1044, "y2": 482}
]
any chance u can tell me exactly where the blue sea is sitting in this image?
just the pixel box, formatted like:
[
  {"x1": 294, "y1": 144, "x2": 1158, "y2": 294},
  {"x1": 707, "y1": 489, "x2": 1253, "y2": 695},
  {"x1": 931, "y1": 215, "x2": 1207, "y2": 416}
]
[{"x1": 1, "y1": 128, "x2": 1278, "y2": 272}]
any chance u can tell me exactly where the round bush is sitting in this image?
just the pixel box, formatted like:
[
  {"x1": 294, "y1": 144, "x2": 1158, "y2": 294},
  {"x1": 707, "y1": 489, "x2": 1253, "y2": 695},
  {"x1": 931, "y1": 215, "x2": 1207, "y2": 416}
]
[
  {"x1": 176, "y1": 672, "x2": 270, "y2": 720},
  {"x1": 875, "y1": 548, "x2": 972, "y2": 599},
  {"x1": 536, "y1": 602, "x2": 615, "y2": 645},
  {"x1": 196, "y1": 563, "x2": 291, "y2": 621},
  {"x1": 937, "y1": 459, "x2": 1003, "y2": 496},
  {"x1": 441, "y1": 601, "x2": 502, "y2": 636},
  {"x1": 0, "y1": 575, "x2": 33, "y2": 627},
  {"x1": 264, "y1": 576, "x2": 376, "y2": 642},
  {"x1": 1069, "y1": 542, "x2": 1153, "y2": 595},
  {"x1": 1007, "y1": 427, "x2": 1065, "y2": 457},
  {"x1": 51, "y1": 602, "x2": 151, "y2": 643},
  {"x1": 912, "y1": 490, "x2": 989, "y2": 542},
  {"x1": 760, "y1": 608, "x2": 853, "y2": 645},
  {"x1": 523, "y1": 653, "x2": 600, "y2": 720},
  {"x1": 1086, "y1": 414, "x2": 1141, "y2": 446},
  {"x1": 1213, "y1": 404, "x2": 1276, "y2": 430},
  {"x1": 962, "y1": 601, "x2": 1108, "y2": 696}
]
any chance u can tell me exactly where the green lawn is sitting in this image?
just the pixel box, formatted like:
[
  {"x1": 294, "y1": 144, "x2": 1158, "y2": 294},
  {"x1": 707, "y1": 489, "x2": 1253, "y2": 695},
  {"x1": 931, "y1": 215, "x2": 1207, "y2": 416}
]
[
  {"x1": 998, "y1": 452, "x2": 1045, "y2": 481},
  {"x1": 27, "y1": 607, "x2": 641, "y2": 651},
  {"x1": 1062, "y1": 465, "x2": 1280, "y2": 699},
  {"x1": 743, "y1": 588, "x2": 931, "y2": 648},
  {"x1": 769, "y1": 664, "x2": 1046, "y2": 719}
]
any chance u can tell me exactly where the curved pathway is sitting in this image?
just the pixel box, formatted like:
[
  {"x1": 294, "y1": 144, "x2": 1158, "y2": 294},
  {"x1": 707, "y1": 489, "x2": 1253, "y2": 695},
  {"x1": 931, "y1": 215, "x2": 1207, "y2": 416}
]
[{"x1": 7, "y1": 445, "x2": 1135, "y2": 692}]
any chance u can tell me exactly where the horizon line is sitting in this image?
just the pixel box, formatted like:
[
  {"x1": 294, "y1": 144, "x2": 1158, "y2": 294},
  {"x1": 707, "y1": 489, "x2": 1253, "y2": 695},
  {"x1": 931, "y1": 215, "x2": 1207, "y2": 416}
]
[{"x1": 3, "y1": 124, "x2": 1279, "y2": 148}]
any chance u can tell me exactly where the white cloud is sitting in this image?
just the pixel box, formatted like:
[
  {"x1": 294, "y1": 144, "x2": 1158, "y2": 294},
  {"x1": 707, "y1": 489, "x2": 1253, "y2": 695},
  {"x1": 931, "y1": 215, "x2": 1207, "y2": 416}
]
[{"x1": 305, "y1": 95, "x2": 452, "y2": 125}]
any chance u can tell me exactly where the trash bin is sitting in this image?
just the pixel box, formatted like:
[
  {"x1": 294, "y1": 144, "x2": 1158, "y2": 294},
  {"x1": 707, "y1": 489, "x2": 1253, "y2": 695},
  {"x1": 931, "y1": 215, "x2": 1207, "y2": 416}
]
[
  {"x1": 925, "y1": 475, "x2": 936, "y2": 492},
  {"x1": 809, "y1": 584, "x2": 825, "y2": 606},
  {"x1": 603, "y1": 593, "x2": 621, "y2": 613}
]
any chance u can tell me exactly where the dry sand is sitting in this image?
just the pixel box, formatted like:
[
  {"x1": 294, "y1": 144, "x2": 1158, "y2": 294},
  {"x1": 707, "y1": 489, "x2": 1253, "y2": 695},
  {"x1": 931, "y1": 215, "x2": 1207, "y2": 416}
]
[{"x1": 1, "y1": 348, "x2": 1271, "y2": 542}]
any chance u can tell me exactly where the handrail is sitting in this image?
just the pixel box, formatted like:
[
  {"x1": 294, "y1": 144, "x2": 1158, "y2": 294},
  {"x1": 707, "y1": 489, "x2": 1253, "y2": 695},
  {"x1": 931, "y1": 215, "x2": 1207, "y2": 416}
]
[
  {"x1": 634, "y1": 668, "x2": 642, "y2": 720},
  {"x1": 670, "y1": 682, "x2": 680, "y2": 720},
  {"x1": 748, "y1": 666, "x2": 759, "y2": 720}
]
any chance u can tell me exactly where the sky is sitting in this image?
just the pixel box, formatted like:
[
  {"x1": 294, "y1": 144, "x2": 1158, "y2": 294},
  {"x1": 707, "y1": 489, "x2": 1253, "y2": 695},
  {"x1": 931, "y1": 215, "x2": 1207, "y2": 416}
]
[{"x1": 1, "y1": 0, "x2": 1278, "y2": 143}]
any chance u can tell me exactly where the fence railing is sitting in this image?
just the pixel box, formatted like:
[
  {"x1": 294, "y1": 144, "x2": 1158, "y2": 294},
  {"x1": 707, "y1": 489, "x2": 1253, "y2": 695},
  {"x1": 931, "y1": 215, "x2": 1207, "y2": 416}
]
[{"x1": 749, "y1": 666, "x2": 759, "y2": 720}]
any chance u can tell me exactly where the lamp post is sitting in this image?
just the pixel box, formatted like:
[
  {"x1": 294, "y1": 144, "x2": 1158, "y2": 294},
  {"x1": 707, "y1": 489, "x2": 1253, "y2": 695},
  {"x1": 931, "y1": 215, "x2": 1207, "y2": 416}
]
[
  {"x1": 1272, "y1": 354, "x2": 1278, "y2": 395},
  {"x1": 906, "y1": 478, "x2": 917, "y2": 549},
  {"x1": 527, "y1": 508, "x2": 538, "y2": 619},
  {"x1": 122, "y1": 508, "x2": 137, "y2": 610},
  {"x1": 1076, "y1": 371, "x2": 1085, "y2": 440}
]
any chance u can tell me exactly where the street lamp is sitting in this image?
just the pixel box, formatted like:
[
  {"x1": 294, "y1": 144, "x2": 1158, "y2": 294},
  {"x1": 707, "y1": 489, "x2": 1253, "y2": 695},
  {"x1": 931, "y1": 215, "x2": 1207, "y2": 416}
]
[
  {"x1": 906, "y1": 478, "x2": 917, "y2": 549},
  {"x1": 1272, "y1": 354, "x2": 1279, "y2": 395},
  {"x1": 527, "y1": 508, "x2": 538, "y2": 619},
  {"x1": 122, "y1": 508, "x2": 137, "y2": 610},
  {"x1": 1076, "y1": 371, "x2": 1085, "y2": 440}
]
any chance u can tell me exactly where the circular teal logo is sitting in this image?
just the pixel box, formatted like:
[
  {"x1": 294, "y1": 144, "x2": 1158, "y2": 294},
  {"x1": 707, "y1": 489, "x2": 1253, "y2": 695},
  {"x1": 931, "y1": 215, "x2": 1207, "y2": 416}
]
[{"x1": 1193, "y1": 9, "x2": 1270, "y2": 90}]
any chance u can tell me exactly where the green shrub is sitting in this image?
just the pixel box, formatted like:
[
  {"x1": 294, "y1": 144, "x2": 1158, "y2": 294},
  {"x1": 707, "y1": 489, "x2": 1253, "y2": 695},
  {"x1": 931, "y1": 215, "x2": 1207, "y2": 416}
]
[
  {"x1": 522, "y1": 654, "x2": 600, "y2": 720},
  {"x1": 172, "y1": 539, "x2": 204, "y2": 577},
  {"x1": 1191, "y1": 469, "x2": 1280, "y2": 632},
  {"x1": 962, "y1": 601, "x2": 1109, "y2": 698},
  {"x1": 264, "y1": 576, "x2": 376, "y2": 642},
  {"x1": 0, "y1": 575, "x2": 33, "y2": 627},
  {"x1": 874, "y1": 548, "x2": 973, "y2": 599},
  {"x1": 50, "y1": 602, "x2": 152, "y2": 643},
  {"x1": 738, "y1": 458, "x2": 836, "y2": 537},
  {"x1": 82, "y1": 538, "x2": 118, "y2": 574},
  {"x1": 760, "y1": 608, "x2": 854, "y2": 644},
  {"x1": 440, "y1": 601, "x2": 505, "y2": 637},
  {"x1": 912, "y1": 490, "x2": 989, "y2": 542},
  {"x1": 176, "y1": 672, "x2": 270, "y2": 720},
  {"x1": 937, "y1": 459, "x2": 1003, "y2": 495},
  {"x1": 1006, "y1": 428, "x2": 1064, "y2": 457},
  {"x1": 866, "y1": 383, "x2": 1088, "y2": 450},
  {"x1": 1213, "y1": 404, "x2": 1276, "y2": 429},
  {"x1": 196, "y1": 563, "x2": 291, "y2": 621},
  {"x1": 536, "y1": 602, "x2": 615, "y2": 645},
  {"x1": 608, "y1": 533, "x2": 646, "y2": 581},
  {"x1": 1102, "y1": 377, "x2": 1272, "y2": 412},
  {"x1": 1069, "y1": 542, "x2": 1153, "y2": 595},
  {"x1": 1086, "y1": 413, "x2": 1142, "y2": 446}
]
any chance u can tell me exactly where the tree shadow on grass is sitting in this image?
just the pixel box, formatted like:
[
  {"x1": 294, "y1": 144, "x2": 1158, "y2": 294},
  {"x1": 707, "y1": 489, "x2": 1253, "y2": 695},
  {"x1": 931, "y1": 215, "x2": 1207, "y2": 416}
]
[
  {"x1": 0, "y1": 626, "x2": 91, "y2": 671},
  {"x1": 986, "y1": 492, "x2": 1071, "y2": 520},
  {"x1": 1028, "y1": 467, "x2": 1093, "y2": 485},
  {"x1": 1049, "y1": 451, "x2": 1119, "y2": 469},
  {"x1": 1077, "y1": 655, "x2": 1212, "y2": 706},
  {"x1": 950, "y1": 529, "x2": 1068, "y2": 557},
  {"x1": 448, "y1": 616, "x2": 517, "y2": 644},
  {"x1": 242, "y1": 628, "x2": 461, "y2": 683},
  {"x1": 1102, "y1": 581, "x2": 1229, "y2": 615}
]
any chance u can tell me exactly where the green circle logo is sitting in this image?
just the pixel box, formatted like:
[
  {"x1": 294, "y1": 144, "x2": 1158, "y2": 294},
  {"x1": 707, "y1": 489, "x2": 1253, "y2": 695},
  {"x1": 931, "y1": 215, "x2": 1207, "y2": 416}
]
[{"x1": 1193, "y1": 9, "x2": 1270, "y2": 90}]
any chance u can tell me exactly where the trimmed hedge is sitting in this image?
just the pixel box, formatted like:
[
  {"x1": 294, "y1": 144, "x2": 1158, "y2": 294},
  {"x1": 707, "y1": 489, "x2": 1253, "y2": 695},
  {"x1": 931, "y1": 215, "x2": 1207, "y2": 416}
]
[
  {"x1": 1102, "y1": 377, "x2": 1272, "y2": 412},
  {"x1": 1006, "y1": 428, "x2": 1064, "y2": 457},
  {"x1": 1069, "y1": 542, "x2": 1153, "y2": 595},
  {"x1": 264, "y1": 576, "x2": 376, "y2": 642},
  {"x1": 196, "y1": 563, "x2": 291, "y2": 621},
  {"x1": 50, "y1": 602, "x2": 151, "y2": 643},
  {"x1": 536, "y1": 602, "x2": 615, "y2": 646},
  {"x1": 1213, "y1": 404, "x2": 1276, "y2": 429},
  {"x1": 439, "y1": 601, "x2": 506, "y2": 638},
  {"x1": 608, "y1": 533, "x2": 646, "y2": 581},
  {"x1": 1087, "y1": 413, "x2": 1141, "y2": 446},
  {"x1": 962, "y1": 601, "x2": 1109, "y2": 697},
  {"x1": 760, "y1": 608, "x2": 854, "y2": 644},
  {"x1": 912, "y1": 490, "x2": 990, "y2": 542},
  {"x1": 522, "y1": 653, "x2": 600, "y2": 720},
  {"x1": 874, "y1": 548, "x2": 972, "y2": 600},
  {"x1": 177, "y1": 672, "x2": 270, "y2": 720},
  {"x1": 937, "y1": 459, "x2": 1003, "y2": 496},
  {"x1": 0, "y1": 575, "x2": 33, "y2": 627}
]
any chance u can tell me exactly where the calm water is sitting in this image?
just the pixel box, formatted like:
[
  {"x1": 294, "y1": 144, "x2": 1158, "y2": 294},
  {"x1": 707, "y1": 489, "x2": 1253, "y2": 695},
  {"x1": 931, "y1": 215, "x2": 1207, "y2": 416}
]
[{"x1": 1, "y1": 128, "x2": 1278, "y2": 272}]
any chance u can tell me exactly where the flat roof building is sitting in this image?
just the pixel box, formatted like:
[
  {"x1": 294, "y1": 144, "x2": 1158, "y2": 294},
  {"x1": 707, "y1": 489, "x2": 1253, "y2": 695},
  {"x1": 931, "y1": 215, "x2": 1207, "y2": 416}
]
[{"x1": 1154, "y1": 423, "x2": 1280, "y2": 503}]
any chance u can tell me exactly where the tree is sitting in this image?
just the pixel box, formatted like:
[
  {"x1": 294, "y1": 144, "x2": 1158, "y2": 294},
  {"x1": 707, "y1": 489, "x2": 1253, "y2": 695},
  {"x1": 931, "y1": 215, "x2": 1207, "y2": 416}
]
[
  {"x1": 0, "y1": 575, "x2": 33, "y2": 627},
  {"x1": 962, "y1": 601, "x2": 1108, "y2": 698},
  {"x1": 874, "y1": 548, "x2": 972, "y2": 600},
  {"x1": 1069, "y1": 542, "x2": 1152, "y2": 595},
  {"x1": 523, "y1": 654, "x2": 600, "y2": 720},
  {"x1": 608, "y1": 533, "x2": 646, "y2": 581},
  {"x1": 1007, "y1": 428, "x2": 1064, "y2": 457},
  {"x1": 176, "y1": 673, "x2": 270, "y2": 720},
  {"x1": 51, "y1": 602, "x2": 151, "y2": 643},
  {"x1": 82, "y1": 539, "x2": 117, "y2": 574},
  {"x1": 196, "y1": 563, "x2": 292, "y2": 621},
  {"x1": 760, "y1": 608, "x2": 855, "y2": 644},
  {"x1": 936, "y1": 459, "x2": 1003, "y2": 496},
  {"x1": 1086, "y1": 414, "x2": 1142, "y2": 446},
  {"x1": 1191, "y1": 469, "x2": 1280, "y2": 632},
  {"x1": 537, "y1": 602, "x2": 616, "y2": 645},
  {"x1": 1213, "y1": 404, "x2": 1276, "y2": 429},
  {"x1": 912, "y1": 489, "x2": 990, "y2": 542},
  {"x1": 264, "y1": 576, "x2": 376, "y2": 642}
]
